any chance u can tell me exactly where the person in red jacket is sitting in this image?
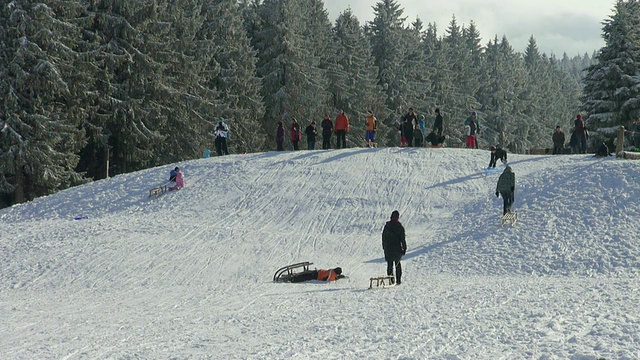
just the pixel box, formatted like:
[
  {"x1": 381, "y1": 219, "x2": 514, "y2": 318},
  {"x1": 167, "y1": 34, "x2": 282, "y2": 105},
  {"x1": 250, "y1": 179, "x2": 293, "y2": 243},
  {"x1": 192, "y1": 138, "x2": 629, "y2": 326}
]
[
  {"x1": 334, "y1": 110, "x2": 349, "y2": 149},
  {"x1": 291, "y1": 118, "x2": 302, "y2": 150},
  {"x1": 289, "y1": 267, "x2": 344, "y2": 283}
]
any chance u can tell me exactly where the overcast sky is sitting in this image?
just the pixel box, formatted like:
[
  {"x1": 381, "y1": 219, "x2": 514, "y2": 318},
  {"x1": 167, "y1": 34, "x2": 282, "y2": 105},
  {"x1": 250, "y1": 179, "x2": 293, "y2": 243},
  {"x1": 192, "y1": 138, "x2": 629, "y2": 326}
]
[{"x1": 324, "y1": 0, "x2": 616, "y2": 57}]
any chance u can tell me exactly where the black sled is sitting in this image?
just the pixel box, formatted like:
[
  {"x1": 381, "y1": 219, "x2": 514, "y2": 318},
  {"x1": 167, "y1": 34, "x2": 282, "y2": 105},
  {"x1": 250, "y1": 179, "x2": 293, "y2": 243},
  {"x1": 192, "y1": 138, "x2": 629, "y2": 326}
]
[{"x1": 273, "y1": 262, "x2": 314, "y2": 282}]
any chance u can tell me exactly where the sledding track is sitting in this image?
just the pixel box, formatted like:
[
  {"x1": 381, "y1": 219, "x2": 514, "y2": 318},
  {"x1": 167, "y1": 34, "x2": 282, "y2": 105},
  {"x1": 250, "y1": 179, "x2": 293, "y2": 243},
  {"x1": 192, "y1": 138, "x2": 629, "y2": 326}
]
[{"x1": 2, "y1": 148, "x2": 640, "y2": 359}]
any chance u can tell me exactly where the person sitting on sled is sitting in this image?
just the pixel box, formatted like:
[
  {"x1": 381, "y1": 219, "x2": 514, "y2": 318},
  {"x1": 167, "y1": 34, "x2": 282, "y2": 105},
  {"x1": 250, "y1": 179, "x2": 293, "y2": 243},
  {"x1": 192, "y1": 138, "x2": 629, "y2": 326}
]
[
  {"x1": 425, "y1": 131, "x2": 445, "y2": 147},
  {"x1": 169, "y1": 167, "x2": 179, "y2": 182},
  {"x1": 289, "y1": 267, "x2": 344, "y2": 283},
  {"x1": 169, "y1": 169, "x2": 184, "y2": 190},
  {"x1": 489, "y1": 145, "x2": 508, "y2": 168}
]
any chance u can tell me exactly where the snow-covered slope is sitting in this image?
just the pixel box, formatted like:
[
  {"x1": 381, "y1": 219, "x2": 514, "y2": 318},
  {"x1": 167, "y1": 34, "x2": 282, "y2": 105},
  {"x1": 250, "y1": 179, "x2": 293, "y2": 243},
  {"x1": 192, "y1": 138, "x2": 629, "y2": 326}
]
[{"x1": 1, "y1": 148, "x2": 639, "y2": 359}]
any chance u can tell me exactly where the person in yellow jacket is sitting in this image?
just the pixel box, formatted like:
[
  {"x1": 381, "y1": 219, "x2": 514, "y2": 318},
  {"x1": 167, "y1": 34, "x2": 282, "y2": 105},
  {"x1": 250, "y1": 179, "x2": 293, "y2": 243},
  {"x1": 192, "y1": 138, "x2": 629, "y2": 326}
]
[
  {"x1": 365, "y1": 110, "x2": 377, "y2": 147},
  {"x1": 288, "y1": 267, "x2": 344, "y2": 282},
  {"x1": 335, "y1": 110, "x2": 349, "y2": 149}
]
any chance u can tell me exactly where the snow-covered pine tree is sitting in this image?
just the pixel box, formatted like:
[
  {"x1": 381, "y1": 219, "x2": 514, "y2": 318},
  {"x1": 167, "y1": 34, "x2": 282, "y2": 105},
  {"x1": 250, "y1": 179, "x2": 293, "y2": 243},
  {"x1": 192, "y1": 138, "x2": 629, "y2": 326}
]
[
  {"x1": 583, "y1": 0, "x2": 640, "y2": 129},
  {"x1": 331, "y1": 9, "x2": 389, "y2": 144},
  {"x1": 478, "y1": 36, "x2": 529, "y2": 152},
  {"x1": 441, "y1": 16, "x2": 482, "y2": 143},
  {"x1": 151, "y1": 0, "x2": 221, "y2": 164},
  {"x1": 80, "y1": 1, "x2": 168, "y2": 176},
  {"x1": 200, "y1": 0, "x2": 265, "y2": 154},
  {"x1": 0, "y1": 1, "x2": 89, "y2": 206},
  {"x1": 254, "y1": 0, "x2": 330, "y2": 149},
  {"x1": 368, "y1": 0, "x2": 410, "y2": 115},
  {"x1": 422, "y1": 23, "x2": 456, "y2": 138}
]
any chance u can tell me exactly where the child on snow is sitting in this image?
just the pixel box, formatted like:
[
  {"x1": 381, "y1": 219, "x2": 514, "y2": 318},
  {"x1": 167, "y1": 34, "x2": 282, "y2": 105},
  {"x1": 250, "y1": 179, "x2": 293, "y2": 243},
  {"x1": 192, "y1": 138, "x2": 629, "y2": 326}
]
[{"x1": 169, "y1": 168, "x2": 184, "y2": 190}]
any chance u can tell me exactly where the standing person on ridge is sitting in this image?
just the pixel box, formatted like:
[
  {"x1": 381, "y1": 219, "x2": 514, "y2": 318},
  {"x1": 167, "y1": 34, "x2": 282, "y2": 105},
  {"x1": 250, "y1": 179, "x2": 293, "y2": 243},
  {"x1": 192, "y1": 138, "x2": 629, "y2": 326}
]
[
  {"x1": 276, "y1": 121, "x2": 285, "y2": 151},
  {"x1": 413, "y1": 123, "x2": 424, "y2": 147},
  {"x1": 305, "y1": 121, "x2": 318, "y2": 150},
  {"x1": 552, "y1": 126, "x2": 566, "y2": 155},
  {"x1": 495, "y1": 166, "x2": 516, "y2": 215},
  {"x1": 321, "y1": 114, "x2": 333, "y2": 150},
  {"x1": 215, "y1": 118, "x2": 229, "y2": 156},
  {"x1": 382, "y1": 210, "x2": 407, "y2": 285},
  {"x1": 574, "y1": 114, "x2": 587, "y2": 154},
  {"x1": 334, "y1": 109, "x2": 349, "y2": 149},
  {"x1": 465, "y1": 117, "x2": 478, "y2": 149},
  {"x1": 464, "y1": 111, "x2": 480, "y2": 149},
  {"x1": 402, "y1": 107, "x2": 417, "y2": 147},
  {"x1": 433, "y1": 108, "x2": 443, "y2": 137},
  {"x1": 365, "y1": 110, "x2": 377, "y2": 147},
  {"x1": 418, "y1": 114, "x2": 426, "y2": 143},
  {"x1": 290, "y1": 118, "x2": 301, "y2": 151}
]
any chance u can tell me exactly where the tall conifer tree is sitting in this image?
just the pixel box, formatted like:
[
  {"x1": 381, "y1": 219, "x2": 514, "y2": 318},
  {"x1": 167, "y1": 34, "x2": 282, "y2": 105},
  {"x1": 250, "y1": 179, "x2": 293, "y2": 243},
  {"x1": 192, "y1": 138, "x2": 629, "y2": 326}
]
[{"x1": 0, "y1": 1, "x2": 89, "y2": 205}]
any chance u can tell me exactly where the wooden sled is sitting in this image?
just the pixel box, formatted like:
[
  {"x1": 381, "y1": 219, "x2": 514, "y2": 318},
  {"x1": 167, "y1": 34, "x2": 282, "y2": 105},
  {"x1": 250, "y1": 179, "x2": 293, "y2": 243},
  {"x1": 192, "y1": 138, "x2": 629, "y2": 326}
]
[
  {"x1": 149, "y1": 185, "x2": 167, "y2": 197},
  {"x1": 273, "y1": 262, "x2": 314, "y2": 282},
  {"x1": 369, "y1": 276, "x2": 395, "y2": 289},
  {"x1": 501, "y1": 212, "x2": 517, "y2": 226}
]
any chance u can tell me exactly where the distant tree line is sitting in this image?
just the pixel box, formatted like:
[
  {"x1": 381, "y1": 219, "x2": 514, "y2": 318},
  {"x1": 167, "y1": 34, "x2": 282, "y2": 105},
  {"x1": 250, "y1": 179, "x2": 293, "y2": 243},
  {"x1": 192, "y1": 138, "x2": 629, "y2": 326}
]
[{"x1": 3, "y1": 0, "x2": 631, "y2": 208}]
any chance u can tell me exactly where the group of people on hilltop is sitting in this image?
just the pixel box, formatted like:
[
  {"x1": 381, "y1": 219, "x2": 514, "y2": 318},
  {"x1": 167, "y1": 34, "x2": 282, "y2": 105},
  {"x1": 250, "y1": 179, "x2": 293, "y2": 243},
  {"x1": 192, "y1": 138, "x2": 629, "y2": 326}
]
[
  {"x1": 550, "y1": 114, "x2": 596, "y2": 155},
  {"x1": 278, "y1": 109, "x2": 352, "y2": 151},
  {"x1": 398, "y1": 107, "x2": 446, "y2": 148}
]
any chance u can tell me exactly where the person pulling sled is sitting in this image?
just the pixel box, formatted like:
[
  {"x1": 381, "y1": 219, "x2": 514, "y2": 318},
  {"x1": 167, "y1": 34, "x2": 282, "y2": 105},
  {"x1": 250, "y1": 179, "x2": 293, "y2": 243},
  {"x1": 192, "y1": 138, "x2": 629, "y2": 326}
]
[
  {"x1": 382, "y1": 210, "x2": 407, "y2": 285},
  {"x1": 495, "y1": 166, "x2": 515, "y2": 216}
]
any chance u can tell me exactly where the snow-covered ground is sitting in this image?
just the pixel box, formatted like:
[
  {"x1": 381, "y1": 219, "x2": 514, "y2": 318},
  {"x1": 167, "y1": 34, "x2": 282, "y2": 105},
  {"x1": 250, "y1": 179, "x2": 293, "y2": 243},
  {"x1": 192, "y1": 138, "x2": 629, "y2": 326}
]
[{"x1": 1, "y1": 147, "x2": 640, "y2": 359}]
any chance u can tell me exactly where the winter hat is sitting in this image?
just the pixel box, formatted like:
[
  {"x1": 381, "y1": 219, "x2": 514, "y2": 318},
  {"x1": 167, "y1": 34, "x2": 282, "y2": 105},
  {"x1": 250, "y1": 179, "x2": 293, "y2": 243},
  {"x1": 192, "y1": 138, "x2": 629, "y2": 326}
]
[
  {"x1": 334, "y1": 267, "x2": 342, "y2": 275},
  {"x1": 490, "y1": 145, "x2": 496, "y2": 151},
  {"x1": 419, "y1": 114, "x2": 425, "y2": 120},
  {"x1": 391, "y1": 210, "x2": 400, "y2": 219},
  {"x1": 218, "y1": 116, "x2": 225, "y2": 122},
  {"x1": 576, "y1": 114, "x2": 582, "y2": 120},
  {"x1": 471, "y1": 111, "x2": 477, "y2": 116}
]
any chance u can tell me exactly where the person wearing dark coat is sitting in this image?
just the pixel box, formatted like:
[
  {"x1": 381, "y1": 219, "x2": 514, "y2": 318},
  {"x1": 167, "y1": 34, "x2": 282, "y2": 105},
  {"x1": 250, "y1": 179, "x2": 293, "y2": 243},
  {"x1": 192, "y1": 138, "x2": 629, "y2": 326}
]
[
  {"x1": 489, "y1": 145, "x2": 508, "y2": 168},
  {"x1": 305, "y1": 121, "x2": 318, "y2": 150},
  {"x1": 552, "y1": 126, "x2": 566, "y2": 155},
  {"x1": 321, "y1": 114, "x2": 333, "y2": 150},
  {"x1": 425, "y1": 131, "x2": 445, "y2": 147},
  {"x1": 382, "y1": 210, "x2": 407, "y2": 285},
  {"x1": 433, "y1": 108, "x2": 443, "y2": 137},
  {"x1": 215, "y1": 119, "x2": 229, "y2": 156},
  {"x1": 495, "y1": 166, "x2": 516, "y2": 215},
  {"x1": 276, "y1": 122, "x2": 285, "y2": 151},
  {"x1": 402, "y1": 108, "x2": 417, "y2": 147},
  {"x1": 574, "y1": 114, "x2": 587, "y2": 154}
]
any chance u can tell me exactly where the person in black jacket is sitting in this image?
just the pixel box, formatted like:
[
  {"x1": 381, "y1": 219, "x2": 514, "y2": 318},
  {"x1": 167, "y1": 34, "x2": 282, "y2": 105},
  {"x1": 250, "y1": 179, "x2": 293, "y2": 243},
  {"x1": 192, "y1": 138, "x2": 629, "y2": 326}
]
[
  {"x1": 305, "y1": 121, "x2": 318, "y2": 150},
  {"x1": 489, "y1": 145, "x2": 508, "y2": 168},
  {"x1": 433, "y1": 108, "x2": 443, "y2": 136},
  {"x1": 321, "y1": 114, "x2": 333, "y2": 150},
  {"x1": 402, "y1": 108, "x2": 416, "y2": 147},
  {"x1": 382, "y1": 210, "x2": 407, "y2": 285}
]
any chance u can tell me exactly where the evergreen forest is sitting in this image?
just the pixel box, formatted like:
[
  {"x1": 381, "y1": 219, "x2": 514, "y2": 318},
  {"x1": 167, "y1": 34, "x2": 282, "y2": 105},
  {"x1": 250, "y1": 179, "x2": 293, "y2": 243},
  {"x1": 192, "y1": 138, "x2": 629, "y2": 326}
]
[{"x1": 1, "y1": 0, "x2": 639, "y2": 208}]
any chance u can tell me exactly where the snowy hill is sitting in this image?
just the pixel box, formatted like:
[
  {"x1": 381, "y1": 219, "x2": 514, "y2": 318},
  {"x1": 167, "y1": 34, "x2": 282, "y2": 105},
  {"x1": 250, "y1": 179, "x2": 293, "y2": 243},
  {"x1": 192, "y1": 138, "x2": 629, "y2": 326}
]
[{"x1": 1, "y1": 148, "x2": 640, "y2": 359}]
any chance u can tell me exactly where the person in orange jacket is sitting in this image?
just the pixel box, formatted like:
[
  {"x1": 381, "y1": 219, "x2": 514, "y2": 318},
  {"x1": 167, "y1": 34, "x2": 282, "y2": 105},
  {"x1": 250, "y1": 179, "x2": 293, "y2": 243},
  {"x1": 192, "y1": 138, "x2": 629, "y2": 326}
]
[
  {"x1": 365, "y1": 110, "x2": 377, "y2": 147},
  {"x1": 289, "y1": 267, "x2": 344, "y2": 283},
  {"x1": 335, "y1": 110, "x2": 349, "y2": 149}
]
